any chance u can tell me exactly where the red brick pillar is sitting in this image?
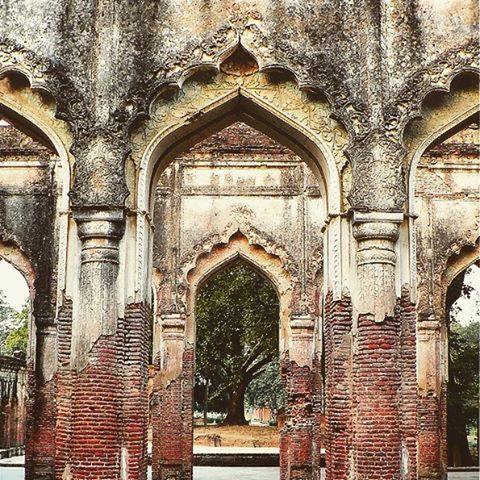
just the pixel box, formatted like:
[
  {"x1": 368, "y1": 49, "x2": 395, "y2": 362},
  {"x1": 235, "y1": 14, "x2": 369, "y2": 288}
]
[
  {"x1": 281, "y1": 314, "x2": 315, "y2": 480},
  {"x1": 152, "y1": 313, "x2": 191, "y2": 480},
  {"x1": 417, "y1": 319, "x2": 447, "y2": 479},
  {"x1": 122, "y1": 302, "x2": 151, "y2": 480},
  {"x1": 68, "y1": 208, "x2": 126, "y2": 480},
  {"x1": 324, "y1": 293, "x2": 353, "y2": 480},
  {"x1": 352, "y1": 215, "x2": 404, "y2": 480}
]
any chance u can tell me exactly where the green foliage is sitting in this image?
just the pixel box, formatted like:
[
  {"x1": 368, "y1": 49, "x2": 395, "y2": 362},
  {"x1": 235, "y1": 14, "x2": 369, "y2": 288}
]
[
  {"x1": 246, "y1": 360, "x2": 286, "y2": 413},
  {"x1": 195, "y1": 261, "x2": 279, "y2": 414},
  {"x1": 4, "y1": 305, "x2": 29, "y2": 357},
  {"x1": 448, "y1": 319, "x2": 479, "y2": 428},
  {"x1": 0, "y1": 290, "x2": 17, "y2": 355}
]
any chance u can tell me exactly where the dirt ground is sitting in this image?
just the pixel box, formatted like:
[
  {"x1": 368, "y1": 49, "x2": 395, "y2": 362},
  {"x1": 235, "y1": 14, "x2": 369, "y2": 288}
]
[{"x1": 193, "y1": 425, "x2": 279, "y2": 447}]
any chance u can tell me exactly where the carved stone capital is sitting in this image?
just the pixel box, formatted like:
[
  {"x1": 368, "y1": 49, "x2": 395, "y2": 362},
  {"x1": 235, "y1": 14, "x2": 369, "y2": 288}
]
[
  {"x1": 417, "y1": 319, "x2": 443, "y2": 397},
  {"x1": 69, "y1": 132, "x2": 130, "y2": 209},
  {"x1": 289, "y1": 314, "x2": 315, "y2": 367},
  {"x1": 290, "y1": 314, "x2": 315, "y2": 338},
  {"x1": 73, "y1": 208, "x2": 125, "y2": 264},
  {"x1": 347, "y1": 131, "x2": 406, "y2": 212},
  {"x1": 352, "y1": 213, "x2": 402, "y2": 322}
]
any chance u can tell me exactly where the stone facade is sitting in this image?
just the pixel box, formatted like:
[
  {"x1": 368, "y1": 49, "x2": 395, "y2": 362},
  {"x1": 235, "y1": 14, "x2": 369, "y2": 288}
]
[{"x1": 0, "y1": 2, "x2": 478, "y2": 479}]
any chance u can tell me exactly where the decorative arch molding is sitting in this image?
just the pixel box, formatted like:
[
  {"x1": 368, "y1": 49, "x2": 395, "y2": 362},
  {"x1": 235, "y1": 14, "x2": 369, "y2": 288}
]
[
  {"x1": 404, "y1": 79, "x2": 479, "y2": 215},
  {"x1": 128, "y1": 36, "x2": 366, "y2": 140},
  {"x1": 385, "y1": 39, "x2": 479, "y2": 141},
  {"x1": 183, "y1": 230, "x2": 295, "y2": 355},
  {"x1": 0, "y1": 238, "x2": 35, "y2": 299},
  {"x1": 0, "y1": 38, "x2": 88, "y2": 131},
  {"x1": 131, "y1": 56, "x2": 346, "y2": 301},
  {"x1": 400, "y1": 75, "x2": 479, "y2": 300},
  {"x1": 0, "y1": 76, "x2": 74, "y2": 305},
  {"x1": 441, "y1": 239, "x2": 480, "y2": 317}
]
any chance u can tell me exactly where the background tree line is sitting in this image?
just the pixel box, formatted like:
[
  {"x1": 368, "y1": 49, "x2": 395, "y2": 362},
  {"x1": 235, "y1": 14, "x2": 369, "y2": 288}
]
[{"x1": 0, "y1": 290, "x2": 28, "y2": 358}]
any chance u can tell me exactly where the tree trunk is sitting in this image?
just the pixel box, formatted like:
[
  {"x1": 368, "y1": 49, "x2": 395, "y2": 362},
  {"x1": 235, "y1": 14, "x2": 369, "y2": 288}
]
[
  {"x1": 224, "y1": 381, "x2": 248, "y2": 425},
  {"x1": 447, "y1": 408, "x2": 473, "y2": 466},
  {"x1": 203, "y1": 381, "x2": 209, "y2": 426}
]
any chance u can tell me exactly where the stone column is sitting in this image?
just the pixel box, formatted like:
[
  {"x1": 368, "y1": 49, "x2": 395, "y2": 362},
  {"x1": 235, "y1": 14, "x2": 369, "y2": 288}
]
[
  {"x1": 281, "y1": 314, "x2": 315, "y2": 480},
  {"x1": 352, "y1": 214, "x2": 404, "y2": 480},
  {"x1": 417, "y1": 319, "x2": 447, "y2": 480},
  {"x1": 68, "y1": 208, "x2": 126, "y2": 479},
  {"x1": 152, "y1": 312, "x2": 191, "y2": 480},
  {"x1": 25, "y1": 321, "x2": 57, "y2": 480}
]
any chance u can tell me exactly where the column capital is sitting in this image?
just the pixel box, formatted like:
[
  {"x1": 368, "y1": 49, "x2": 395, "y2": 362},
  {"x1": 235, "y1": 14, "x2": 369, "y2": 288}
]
[
  {"x1": 73, "y1": 207, "x2": 125, "y2": 241},
  {"x1": 351, "y1": 212, "x2": 402, "y2": 323}
]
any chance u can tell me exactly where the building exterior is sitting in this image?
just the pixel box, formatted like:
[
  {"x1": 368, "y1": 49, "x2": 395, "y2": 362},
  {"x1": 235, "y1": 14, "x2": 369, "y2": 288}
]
[
  {"x1": 0, "y1": 355, "x2": 26, "y2": 454},
  {"x1": 0, "y1": 2, "x2": 478, "y2": 479}
]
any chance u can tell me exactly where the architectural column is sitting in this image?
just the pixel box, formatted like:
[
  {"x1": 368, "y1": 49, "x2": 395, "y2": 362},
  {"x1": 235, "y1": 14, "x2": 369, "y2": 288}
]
[
  {"x1": 352, "y1": 214, "x2": 406, "y2": 479},
  {"x1": 25, "y1": 321, "x2": 57, "y2": 480},
  {"x1": 152, "y1": 312, "x2": 192, "y2": 480},
  {"x1": 281, "y1": 314, "x2": 315, "y2": 480},
  {"x1": 417, "y1": 319, "x2": 447, "y2": 480},
  {"x1": 68, "y1": 207, "x2": 126, "y2": 479}
]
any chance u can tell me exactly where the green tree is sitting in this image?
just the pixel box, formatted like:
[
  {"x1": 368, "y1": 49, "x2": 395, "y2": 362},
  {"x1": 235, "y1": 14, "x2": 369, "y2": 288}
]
[
  {"x1": 196, "y1": 261, "x2": 279, "y2": 425},
  {"x1": 447, "y1": 266, "x2": 480, "y2": 466},
  {"x1": 246, "y1": 360, "x2": 286, "y2": 417},
  {"x1": 4, "y1": 304, "x2": 29, "y2": 357},
  {"x1": 0, "y1": 290, "x2": 16, "y2": 355}
]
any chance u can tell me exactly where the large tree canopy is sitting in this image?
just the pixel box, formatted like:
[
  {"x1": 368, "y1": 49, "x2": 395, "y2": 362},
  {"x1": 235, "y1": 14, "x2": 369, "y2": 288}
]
[{"x1": 195, "y1": 261, "x2": 280, "y2": 425}]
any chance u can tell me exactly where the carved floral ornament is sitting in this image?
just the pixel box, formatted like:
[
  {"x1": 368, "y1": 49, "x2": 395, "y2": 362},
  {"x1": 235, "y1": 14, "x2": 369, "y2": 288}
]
[
  {"x1": 130, "y1": 45, "x2": 349, "y2": 214},
  {"x1": 385, "y1": 40, "x2": 480, "y2": 142}
]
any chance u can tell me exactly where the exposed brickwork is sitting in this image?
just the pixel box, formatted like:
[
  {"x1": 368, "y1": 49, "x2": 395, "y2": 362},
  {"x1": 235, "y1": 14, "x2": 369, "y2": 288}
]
[
  {"x1": 355, "y1": 315, "x2": 402, "y2": 479},
  {"x1": 55, "y1": 298, "x2": 73, "y2": 480},
  {"x1": 70, "y1": 330, "x2": 124, "y2": 479},
  {"x1": 152, "y1": 346, "x2": 194, "y2": 480},
  {"x1": 398, "y1": 291, "x2": 418, "y2": 479},
  {"x1": 311, "y1": 356, "x2": 324, "y2": 480},
  {"x1": 280, "y1": 354, "x2": 315, "y2": 480},
  {"x1": 123, "y1": 302, "x2": 151, "y2": 480},
  {"x1": 324, "y1": 292, "x2": 353, "y2": 480}
]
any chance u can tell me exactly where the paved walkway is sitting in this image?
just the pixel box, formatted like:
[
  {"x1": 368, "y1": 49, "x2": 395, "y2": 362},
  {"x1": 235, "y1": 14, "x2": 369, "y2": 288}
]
[{"x1": 0, "y1": 465, "x2": 478, "y2": 480}]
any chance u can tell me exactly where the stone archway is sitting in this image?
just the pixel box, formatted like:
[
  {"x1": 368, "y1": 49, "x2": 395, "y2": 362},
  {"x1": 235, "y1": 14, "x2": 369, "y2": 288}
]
[{"x1": 151, "y1": 230, "x2": 323, "y2": 480}]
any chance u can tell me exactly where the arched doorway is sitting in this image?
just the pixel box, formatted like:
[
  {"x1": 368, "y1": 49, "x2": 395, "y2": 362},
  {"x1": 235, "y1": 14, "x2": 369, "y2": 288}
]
[
  {"x1": 446, "y1": 263, "x2": 480, "y2": 467},
  {"x1": 131, "y1": 46, "x2": 344, "y2": 480}
]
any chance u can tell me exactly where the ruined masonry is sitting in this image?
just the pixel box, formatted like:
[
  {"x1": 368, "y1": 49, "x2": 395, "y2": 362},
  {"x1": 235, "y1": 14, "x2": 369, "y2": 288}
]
[{"x1": 0, "y1": 1, "x2": 478, "y2": 479}]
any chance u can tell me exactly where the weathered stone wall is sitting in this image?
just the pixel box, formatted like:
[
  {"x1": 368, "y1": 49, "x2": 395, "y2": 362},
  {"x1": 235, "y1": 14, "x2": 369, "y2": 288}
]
[
  {"x1": 0, "y1": 3, "x2": 478, "y2": 479},
  {"x1": 414, "y1": 121, "x2": 480, "y2": 479}
]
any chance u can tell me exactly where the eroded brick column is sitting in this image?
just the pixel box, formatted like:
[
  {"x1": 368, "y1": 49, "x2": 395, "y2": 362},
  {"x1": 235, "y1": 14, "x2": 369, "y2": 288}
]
[
  {"x1": 352, "y1": 216, "x2": 404, "y2": 480},
  {"x1": 417, "y1": 320, "x2": 447, "y2": 480},
  {"x1": 152, "y1": 312, "x2": 192, "y2": 480},
  {"x1": 281, "y1": 314, "x2": 316, "y2": 480},
  {"x1": 324, "y1": 293, "x2": 353, "y2": 480},
  {"x1": 68, "y1": 208, "x2": 126, "y2": 480}
]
